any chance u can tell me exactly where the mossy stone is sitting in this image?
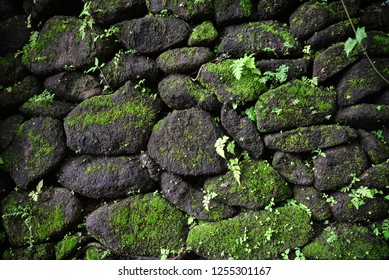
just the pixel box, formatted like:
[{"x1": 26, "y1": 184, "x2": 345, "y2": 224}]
[
  {"x1": 0, "y1": 76, "x2": 42, "y2": 107},
  {"x1": 204, "y1": 160, "x2": 292, "y2": 210},
  {"x1": 19, "y1": 99, "x2": 74, "y2": 119},
  {"x1": 86, "y1": 194, "x2": 188, "y2": 257},
  {"x1": 55, "y1": 234, "x2": 88, "y2": 260},
  {"x1": 357, "y1": 161, "x2": 389, "y2": 190},
  {"x1": 294, "y1": 186, "x2": 331, "y2": 221},
  {"x1": 3, "y1": 243, "x2": 55, "y2": 260},
  {"x1": 303, "y1": 223, "x2": 389, "y2": 260},
  {"x1": 187, "y1": 206, "x2": 313, "y2": 260},
  {"x1": 188, "y1": 21, "x2": 218, "y2": 47}
]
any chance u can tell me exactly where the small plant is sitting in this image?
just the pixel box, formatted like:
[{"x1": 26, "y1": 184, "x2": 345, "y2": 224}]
[
  {"x1": 28, "y1": 90, "x2": 55, "y2": 103},
  {"x1": 215, "y1": 136, "x2": 229, "y2": 159},
  {"x1": 79, "y1": 2, "x2": 94, "y2": 40},
  {"x1": 245, "y1": 106, "x2": 257, "y2": 122},
  {"x1": 2, "y1": 205, "x2": 34, "y2": 247},
  {"x1": 271, "y1": 108, "x2": 283, "y2": 116},
  {"x1": 227, "y1": 158, "x2": 241, "y2": 185},
  {"x1": 348, "y1": 186, "x2": 382, "y2": 210},
  {"x1": 63, "y1": 64, "x2": 76, "y2": 71},
  {"x1": 344, "y1": 26, "x2": 366, "y2": 57},
  {"x1": 160, "y1": 248, "x2": 170, "y2": 260},
  {"x1": 312, "y1": 148, "x2": 326, "y2": 159},
  {"x1": 324, "y1": 227, "x2": 338, "y2": 244},
  {"x1": 301, "y1": 76, "x2": 318, "y2": 87},
  {"x1": 85, "y1": 57, "x2": 112, "y2": 92},
  {"x1": 0, "y1": 156, "x2": 4, "y2": 165},
  {"x1": 257, "y1": 65, "x2": 289, "y2": 87},
  {"x1": 264, "y1": 227, "x2": 277, "y2": 241},
  {"x1": 371, "y1": 130, "x2": 387, "y2": 144},
  {"x1": 93, "y1": 26, "x2": 119, "y2": 43},
  {"x1": 322, "y1": 193, "x2": 336, "y2": 205},
  {"x1": 286, "y1": 199, "x2": 312, "y2": 217},
  {"x1": 230, "y1": 54, "x2": 261, "y2": 80},
  {"x1": 17, "y1": 31, "x2": 39, "y2": 65},
  {"x1": 28, "y1": 180, "x2": 44, "y2": 202},
  {"x1": 265, "y1": 198, "x2": 275, "y2": 212},
  {"x1": 202, "y1": 189, "x2": 218, "y2": 211},
  {"x1": 294, "y1": 248, "x2": 305, "y2": 260},
  {"x1": 383, "y1": 219, "x2": 389, "y2": 240},
  {"x1": 281, "y1": 248, "x2": 290, "y2": 260}
]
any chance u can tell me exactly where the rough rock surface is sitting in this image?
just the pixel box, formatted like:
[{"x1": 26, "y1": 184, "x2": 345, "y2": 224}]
[{"x1": 294, "y1": 186, "x2": 331, "y2": 221}]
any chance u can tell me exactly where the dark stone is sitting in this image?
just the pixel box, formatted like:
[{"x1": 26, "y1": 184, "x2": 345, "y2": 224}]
[
  {"x1": 258, "y1": 0, "x2": 299, "y2": 20},
  {"x1": 3, "y1": 243, "x2": 55, "y2": 260},
  {"x1": 0, "y1": 76, "x2": 42, "y2": 107},
  {"x1": 115, "y1": 17, "x2": 190, "y2": 54},
  {"x1": 294, "y1": 186, "x2": 331, "y2": 221},
  {"x1": 64, "y1": 81, "x2": 162, "y2": 156},
  {"x1": 55, "y1": 234, "x2": 91, "y2": 260},
  {"x1": 313, "y1": 43, "x2": 359, "y2": 82},
  {"x1": 335, "y1": 104, "x2": 389, "y2": 130},
  {"x1": 219, "y1": 21, "x2": 302, "y2": 58},
  {"x1": 0, "y1": 0, "x2": 21, "y2": 19},
  {"x1": 256, "y1": 59, "x2": 309, "y2": 81},
  {"x1": 0, "y1": 115, "x2": 24, "y2": 150},
  {"x1": 204, "y1": 160, "x2": 292, "y2": 210},
  {"x1": 58, "y1": 155, "x2": 157, "y2": 199},
  {"x1": 88, "y1": 0, "x2": 147, "y2": 26},
  {"x1": 188, "y1": 21, "x2": 218, "y2": 47},
  {"x1": 373, "y1": 89, "x2": 389, "y2": 106},
  {"x1": 330, "y1": 192, "x2": 389, "y2": 223},
  {"x1": 214, "y1": 0, "x2": 254, "y2": 26},
  {"x1": 337, "y1": 59, "x2": 389, "y2": 107},
  {"x1": 199, "y1": 59, "x2": 267, "y2": 106},
  {"x1": 25, "y1": 16, "x2": 116, "y2": 75},
  {"x1": 25, "y1": 0, "x2": 84, "y2": 20},
  {"x1": 307, "y1": 19, "x2": 357, "y2": 50},
  {"x1": 221, "y1": 104, "x2": 264, "y2": 159},
  {"x1": 86, "y1": 194, "x2": 188, "y2": 257},
  {"x1": 19, "y1": 100, "x2": 74, "y2": 119},
  {"x1": 0, "y1": 53, "x2": 29, "y2": 86},
  {"x1": 160, "y1": 172, "x2": 236, "y2": 221},
  {"x1": 360, "y1": 4, "x2": 389, "y2": 31},
  {"x1": 1, "y1": 117, "x2": 67, "y2": 188},
  {"x1": 314, "y1": 144, "x2": 369, "y2": 192},
  {"x1": 357, "y1": 129, "x2": 389, "y2": 165},
  {"x1": 101, "y1": 53, "x2": 159, "y2": 90},
  {"x1": 156, "y1": 47, "x2": 215, "y2": 75},
  {"x1": 364, "y1": 31, "x2": 389, "y2": 58},
  {"x1": 303, "y1": 223, "x2": 389, "y2": 260},
  {"x1": 356, "y1": 161, "x2": 389, "y2": 190},
  {"x1": 146, "y1": 0, "x2": 213, "y2": 21},
  {"x1": 44, "y1": 72, "x2": 103, "y2": 103},
  {"x1": 264, "y1": 125, "x2": 358, "y2": 153},
  {"x1": 272, "y1": 152, "x2": 314, "y2": 185},
  {"x1": 158, "y1": 74, "x2": 220, "y2": 111},
  {"x1": 289, "y1": 2, "x2": 334, "y2": 39},
  {"x1": 1, "y1": 188, "x2": 83, "y2": 247},
  {"x1": 147, "y1": 108, "x2": 227, "y2": 176},
  {"x1": 0, "y1": 15, "x2": 29, "y2": 55},
  {"x1": 256, "y1": 80, "x2": 337, "y2": 133}
]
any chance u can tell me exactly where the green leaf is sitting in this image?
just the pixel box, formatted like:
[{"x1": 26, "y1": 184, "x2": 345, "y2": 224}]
[
  {"x1": 245, "y1": 106, "x2": 257, "y2": 122},
  {"x1": 344, "y1": 38, "x2": 357, "y2": 57},
  {"x1": 355, "y1": 27, "x2": 367, "y2": 44},
  {"x1": 227, "y1": 141, "x2": 236, "y2": 155},
  {"x1": 214, "y1": 136, "x2": 229, "y2": 159}
]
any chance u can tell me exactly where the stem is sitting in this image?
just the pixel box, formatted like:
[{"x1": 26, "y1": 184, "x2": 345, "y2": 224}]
[{"x1": 340, "y1": 0, "x2": 389, "y2": 86}]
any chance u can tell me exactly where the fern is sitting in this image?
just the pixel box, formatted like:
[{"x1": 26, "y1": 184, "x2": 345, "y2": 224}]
[
  {"x1": 214, "y1": 136, "x2": 229, "y2": 159},
  {"x1": 230, "y1": 54, "x2": 261, "y2": 80}
]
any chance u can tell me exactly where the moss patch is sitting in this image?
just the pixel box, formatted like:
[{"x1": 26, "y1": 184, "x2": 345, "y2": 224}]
[{"x1": 188, "y1": 21, "x2": 218, "y2": 46}]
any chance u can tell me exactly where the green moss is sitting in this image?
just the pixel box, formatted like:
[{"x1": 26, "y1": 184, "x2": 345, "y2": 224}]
[
  {"x1": 204, "y1": 160, "x2": 292, "y2": 209},
  {"x1": 303, "y1": 223, "x2": 389, "y2": 260},
  {"x1": 55, "y1": 235, "x2": 79, "y2": 260},
  {"x1": 188, "y1": 21, "x2": 218, "y2": 46},
  {"x1": 108, "y1": 194, "x2": 187, "y2": 256},
  {"x1": 239, "y1": 0, "x2": 252, "y2": 17},
  {"x1": 187, "y1": 206, "x2": 313, "y2": 259},
  {"x1": 85, "y1": 247, "x2": 110, "y2": 260},
  {"x1": 33, "y1": 204, "x2": 66, "y2": 241}
]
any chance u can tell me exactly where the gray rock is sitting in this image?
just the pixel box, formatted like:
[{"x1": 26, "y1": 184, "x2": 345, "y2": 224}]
[
  {"x1": 1, "y1": 117, "x2": 67, "y2": 188},
  {"x1": 1, "y1": 188, "x2": 83, "y2": 247},
  {"x1": 3, "y1": 243, "x2": 55, "y2": 260},
  {"x1": 0, "y1": 53, "x2": 28, "y2": 86},
  {"x1": 160, "y1": 172, "x2": 236, "y2": 221},
  {"x1": 115, "y1": 17, "x2": 190, "y2": 54},
  {"x1": 64, "y1": 81, "x2": 162, "y2": 156},
  {"x1": 360, "y1": 4, "x2": 389, "y2": 31},
  {"x1": 294, "y1": 186, "x2": 331, "y2": 221},
  {"x1": 219, "y1": 21, "x2": 302, "y2": 58},
  {"x1": 314, "y1": 144, "x2": 369, "y2": 191},
  {"x1": 0, "y1": 76, "x2": 42, "y2": 107},
  {"x1": 58, "y1": 155, "x2": 157, "y2": 199},
  {"x1": 44, "y1": 72, "x2": 102, "y2": 103},
  {"x1": 256, "y1": 80, "x2": 337, "y2": 133},
  {"x1": 273, "y1": 152, "x2": 314, "y2": 186},
  {"x1": 147, "y1": 108, "x2": 227, "y2": 176},
  {"x1": 0, "y1": 115, "x2": 24, "y2": 150},
  {"x1": 204, "y1": 160, "x2": 292, "y2": 210},
  {"x1": 221, "y1": 104, "x2": 264, "y2": 159},
  {"x1": 19, "y1": 100, "x2": 74, "y2": 119},
  {"x1": 357, "y1": 129, "x2": 389, "y2": 165},
  {"x1": 356, "y1": 161, "x2": 389, "y2": 190},
  {"x1": 258, "y1": 0, "x2": 299, "y2": 20},
  {"x1": 214, "y1": 0, "x2": 253, "y2": 25},
  {"x1": 0, "y1": 15, "x2": 29, "y2": 55},
  {"x1": 264, "y1": 125, "x2": 358, "y2": 153}
]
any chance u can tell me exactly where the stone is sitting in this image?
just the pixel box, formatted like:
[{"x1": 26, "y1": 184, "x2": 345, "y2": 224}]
[
  {"x1": 19, "y1": 100, "x2": 74, "y2": 119},
  {"x1": 0, "y1": 115, "x2": 24, "y2": 150},
  {"x1": 214, "y1": 0, "x2": 253, "y2": 25},
  {"x1": 303, "y1": 223, "x2": 389, "y2": 260},
  {"x1": 44, "y1": 72, "x2": 102, "y2": 103},
  {"x1": 0, "y1": 76, "x2": 42, "y2": 107},
  {"x1": 156, "y1": 47, "x2": 215, "y2": 74},
  {"x1": 115, "y1": 17, "x2": 190, "y2": 54},
  {"x1": 58, "y1": 155, "x2": 157, "y2": 199},
  {"x1": 204, "y1": 160, "x2": 292, "y2": 210},
  {"x1": 1, "y1": 117, "x2": 67, "y2": 188},
  {"x1": 86, "y1": 194, "x2": 188, "y2": 257},
  {"x1": 188, "y1": 21, "x2": 218, "y2": 47},
  {"x1": 360, "y1": 4, "x2": 389, "y2": 31},
  {"x1": 3, "y1": 243, "x2": 55, "y2": 260},
  {"x1": 0, "y1": 53, "x2": 28, "y2": 86},
  {"x1": 55, "y1": 234, "x2": 91, "y2": 260},
  {"x1": 258, "y1": 0, "x2": 299, "y2": 20},
  {"x1": 147, "y1": 108, "x2": 227, "y2": 176},
  {"x1": 187, "y1": 206, "x2": 313, "y2": 260},
  {"x1": 1, "y1": 188, "x2": 83, "y2": 247},
  {"x1": 356, "y1": 162, "x2": 389, "y2": 190},
  {"x1": 314, "y1": 144, "x2": 368, "y2": 191},
  {"x1": 256, "y1": 79, "x2": 337, "y2": 133},
  {"x1": 64, "y1": 81, "x2": 162, "y2": 156},
  {"x1": 357, "y1": 129, "x2": 389, "y2": 165},
  {"x1": 365, "y1": 31, "x2": 389, "y2": 58},
  {"x1": 294, "y1": 186, "x2": 331, "y2": 221},
  {"x1": 272, "y1": 152, "x2": 314, "y2": 186},
  {"x1": 256, "y1": 59, "x2": 309, "y2": 81},
  {"x1": 263, "y1": 125, "x2": 357, "y2": 153},
  {"x1": 160, "y1": 172, "x2": 236, "y2": 221},
  {"x1": 219, "y1": 21, "x2": 302, "y2": 58},
  {"x1": 0, "y1": 15, "x2": 29, "y2": 55},
  {"x1": 221, "y1": 104, "x2": 264, "y2": 159}
]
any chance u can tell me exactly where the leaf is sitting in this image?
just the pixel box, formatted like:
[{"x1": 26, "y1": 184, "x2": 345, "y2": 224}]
[
  {"x1": 355, "y1": 27, "x2": 367, "y2": 44},
  {"x1": 245, "y1": 106, "x2": 257, "y2": 122},
  {"x1": 344, "y1": 38, "x2": 357, "y2": 57},
  {"x1": 231, "y1": 59, "x2": 245, "y2": 80},
  {"x1": 36, "y1": 180, "x2": 43, "y2": 193},
  {"x1": 214, "y1": 136, "x2": 229, "y2": 159},
  {"x1": 227, "y1": 141, "x2": 235, "y2": 155}
]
